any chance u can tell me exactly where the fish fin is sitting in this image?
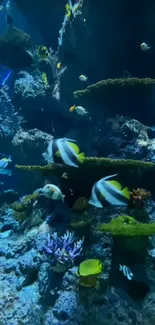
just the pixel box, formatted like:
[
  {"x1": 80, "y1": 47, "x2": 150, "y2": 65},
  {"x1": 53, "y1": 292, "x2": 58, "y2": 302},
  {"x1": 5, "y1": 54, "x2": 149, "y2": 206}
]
[
  {"x1": 119, "y1": 265, "x2": 123, "y2": 271},
  {"x1": 122, "y1": 187, "x2": 130, "y2": 199},
  {"x1": 7, "y1": 169, "x2": 12, "y2": 176},
  {"x1": 103, "y1": 174, "x2": 118, "y2": 181},
  {"x1": 108, "y1": 180, "x2": 122, "y2": 190},
  {"x1": 62, "y1": 195, "x2": 65, "y2": 202},
  {"x1": 77, "y1": 152, "x2": 85, "y2": 163},
  {"x1": 64, "y1": 138, "x2": 76, "y2": 142},
  {"x1": 42, "y1": 151, "x2": 54, "y2": 163},
  {"x1": 88, "y1": 198, "x2": 103, "y2": 208}
]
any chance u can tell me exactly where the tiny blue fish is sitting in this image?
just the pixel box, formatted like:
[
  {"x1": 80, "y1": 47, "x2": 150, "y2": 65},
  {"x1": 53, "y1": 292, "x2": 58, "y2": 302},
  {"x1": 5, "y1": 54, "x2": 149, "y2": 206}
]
[
  {"x1": 0, "y1": 168, "x2": 12, "y2": 176},
  {"x1": 0, "y1": 70, "x2": 11, "y2": 86},
  {"x1": 119, "y1": 264, "x2": 133, "y2": 280},
  {"x1": 0, "y1": 156, "x2": 12, "y2": 169}
]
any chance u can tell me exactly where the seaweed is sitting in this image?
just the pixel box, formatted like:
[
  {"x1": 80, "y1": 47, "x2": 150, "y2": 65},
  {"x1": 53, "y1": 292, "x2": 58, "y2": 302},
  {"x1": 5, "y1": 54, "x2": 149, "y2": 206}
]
[{"x1": 98, "y1": 215, "x2": 155, "y2": 236}]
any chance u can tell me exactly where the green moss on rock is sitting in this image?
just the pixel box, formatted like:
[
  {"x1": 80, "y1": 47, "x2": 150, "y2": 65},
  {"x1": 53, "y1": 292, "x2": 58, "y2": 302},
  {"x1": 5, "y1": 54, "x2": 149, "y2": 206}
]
[{"x1": 98, "y1": 215, "x2": 155, "y2": 236}]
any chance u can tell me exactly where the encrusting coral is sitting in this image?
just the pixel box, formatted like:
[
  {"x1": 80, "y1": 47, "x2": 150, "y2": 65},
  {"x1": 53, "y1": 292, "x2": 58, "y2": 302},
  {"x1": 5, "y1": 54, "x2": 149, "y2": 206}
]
[
  {"x1": 98, "y1": 215, "x2": 155, "y2": 236},
  {"x1": 73, "y1": 77, "x2": 155, "y2": 99},
  {"x1": 11, "y1": 193, "x2": 39, "y2": 212}
]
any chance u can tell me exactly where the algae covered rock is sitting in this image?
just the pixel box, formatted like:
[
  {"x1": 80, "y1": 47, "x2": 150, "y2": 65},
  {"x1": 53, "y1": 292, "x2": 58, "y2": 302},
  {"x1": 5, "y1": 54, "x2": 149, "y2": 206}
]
[
  {"x1": 0, "y1": 26, "x2": 34, "y2": 69},
  {"x1": 98, "y1": 215, "x2": 155, "y2": 236}
]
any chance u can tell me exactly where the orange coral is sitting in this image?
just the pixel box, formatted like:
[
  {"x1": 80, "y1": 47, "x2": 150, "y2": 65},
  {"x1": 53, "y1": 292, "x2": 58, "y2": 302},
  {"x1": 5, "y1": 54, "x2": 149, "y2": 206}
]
[{"x1": 129, "y1": 188, "x2": 151, "y2": 209}]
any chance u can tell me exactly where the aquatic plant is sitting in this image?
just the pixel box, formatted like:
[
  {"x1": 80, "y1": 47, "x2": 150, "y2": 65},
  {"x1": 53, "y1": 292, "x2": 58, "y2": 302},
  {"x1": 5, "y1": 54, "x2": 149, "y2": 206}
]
[
  {"x1": 73, "y1": 77, "x2": 155, "y2": 99},
  {"x1": 44, "y1": 231, "x2": 84, "y2": 273},
  {"x1": 78, "y1": 259, "x2": 103, "y2": 287},
  {"x1": 129, "y1": 188, "x2": 151, "y2": 209},
  {"x1": 98, "y1": 215, "x2": 155, "y2": 236}
]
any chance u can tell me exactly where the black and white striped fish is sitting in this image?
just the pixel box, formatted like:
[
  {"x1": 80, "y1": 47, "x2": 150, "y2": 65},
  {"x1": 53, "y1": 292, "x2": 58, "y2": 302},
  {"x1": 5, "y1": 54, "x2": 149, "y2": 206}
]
[
  {"x1": 89, "y1": 174, "x2": 130, "y2": 207},
  {"x1": 119, "y1": 264, "x2": 133, "y2": 280},
  {"x1": 42, "y1": 138, "x2": 84, "y2": 168}
]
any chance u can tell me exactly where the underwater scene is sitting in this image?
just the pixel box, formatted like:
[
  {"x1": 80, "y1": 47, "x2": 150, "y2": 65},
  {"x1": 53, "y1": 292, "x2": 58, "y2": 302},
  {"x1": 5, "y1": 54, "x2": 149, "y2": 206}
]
[{"x1": 2, "y1": 0, "x2": 155, "y2": 324}]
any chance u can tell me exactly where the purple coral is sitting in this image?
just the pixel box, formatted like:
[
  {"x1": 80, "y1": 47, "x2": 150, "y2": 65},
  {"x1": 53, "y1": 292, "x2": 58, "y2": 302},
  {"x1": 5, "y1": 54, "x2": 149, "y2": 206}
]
[{"x1": 44, "y1": 231, "x2": 84, "y2": 265}]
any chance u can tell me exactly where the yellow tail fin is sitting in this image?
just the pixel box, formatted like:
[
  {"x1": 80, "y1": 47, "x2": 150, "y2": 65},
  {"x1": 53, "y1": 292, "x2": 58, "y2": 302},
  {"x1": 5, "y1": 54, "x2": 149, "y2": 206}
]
[
  {"x1": 77, "y1": 153, "x2": 85, "y2": 163},
  {"x1": 122, "y1": 187, "x2": 130, "y2": 199}
]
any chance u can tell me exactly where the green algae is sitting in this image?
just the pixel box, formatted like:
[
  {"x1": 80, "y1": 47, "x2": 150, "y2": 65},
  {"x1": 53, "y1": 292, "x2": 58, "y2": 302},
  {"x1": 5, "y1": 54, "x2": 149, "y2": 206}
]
[{"x1": 98, "y1": 215, "x2": 155, "y2": 236}]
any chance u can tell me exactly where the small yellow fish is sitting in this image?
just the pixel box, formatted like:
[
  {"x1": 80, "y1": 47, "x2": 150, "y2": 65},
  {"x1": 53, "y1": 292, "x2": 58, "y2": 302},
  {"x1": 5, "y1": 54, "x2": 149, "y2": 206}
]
[
  {"x1": 38, "y1": 45, "x2": 49, "y2": 60},
  {"x1": 79, "y1": 74, "x2": 88, "y2": 82},
  {"x1": 41, "y1": 72, "x2": 48, "y2": 86},
  {"x1": 69, "y1": 105, "x2": 75, "y2": 112},
  {"x1": 57, "y1": 62, "x2": 61, "y2": 69},
  {"x1": 69, "y1": 105, "x2": 88, "y2": 116}
]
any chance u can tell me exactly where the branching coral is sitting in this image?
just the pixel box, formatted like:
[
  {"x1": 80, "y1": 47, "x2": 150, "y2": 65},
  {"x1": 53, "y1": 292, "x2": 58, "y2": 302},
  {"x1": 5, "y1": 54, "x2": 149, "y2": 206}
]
[
  {"x1": 129, "y1": 188, "x2": 151, "y2": 209},
  {"x1": 44, "y1": 231, "x2": 84, "y2": 272},
  {"x1": 98, "y1": 215, "x2": 155, "y2": 236},
  {"x1": 73, "y1": 78, "x2": 155, "y2": 99},
  {"x1": 15, "y1": 157, "x2": 155, "y2": 173}
]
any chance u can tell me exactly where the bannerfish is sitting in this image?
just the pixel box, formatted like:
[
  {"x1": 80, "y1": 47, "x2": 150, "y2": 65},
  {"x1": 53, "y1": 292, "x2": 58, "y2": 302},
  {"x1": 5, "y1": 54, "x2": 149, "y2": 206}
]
[
  {"x1": 0, "y1": 156, "x2": 12, "y2": 169},
  {"x1": 79, "y1": 74, "x2": 88, "y2": 82},
  {"x1": 119, "y1": 265, "x2": 133, "y2": 280},
  {"x1": 43, "y1": 138, "x2": 85, "y2": 168},
  {"x1": 41, "y1": 184, "x2": 65, "y2": 202},
  {"x1": 89, "y1": 174, "x2": 130, "y2": 208},
  {"x1": 140, "y1": 42, "x2": 151, "y2": 51},
  {"x1": 69, "y1": 105, "x2": 88, "y2": 116}
]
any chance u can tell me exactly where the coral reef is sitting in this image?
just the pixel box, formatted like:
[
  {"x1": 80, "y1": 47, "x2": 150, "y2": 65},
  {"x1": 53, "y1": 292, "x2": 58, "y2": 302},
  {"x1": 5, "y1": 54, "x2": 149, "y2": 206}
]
[
  {"x1": 98, "y1": 215, "x2": 155, "y2": 236},
  {"x1": 12, "y1": 128, "x2": 53, "y2": 165},
  {"x1": 0, "y1": 26, "x2": 34, "y2": 69},
  {"x1": 11, "y1": 192, "x2": 39, "y2": 212},
  {"x1": 43, "y1": 231, "x2": 84, "y2": 273}
]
